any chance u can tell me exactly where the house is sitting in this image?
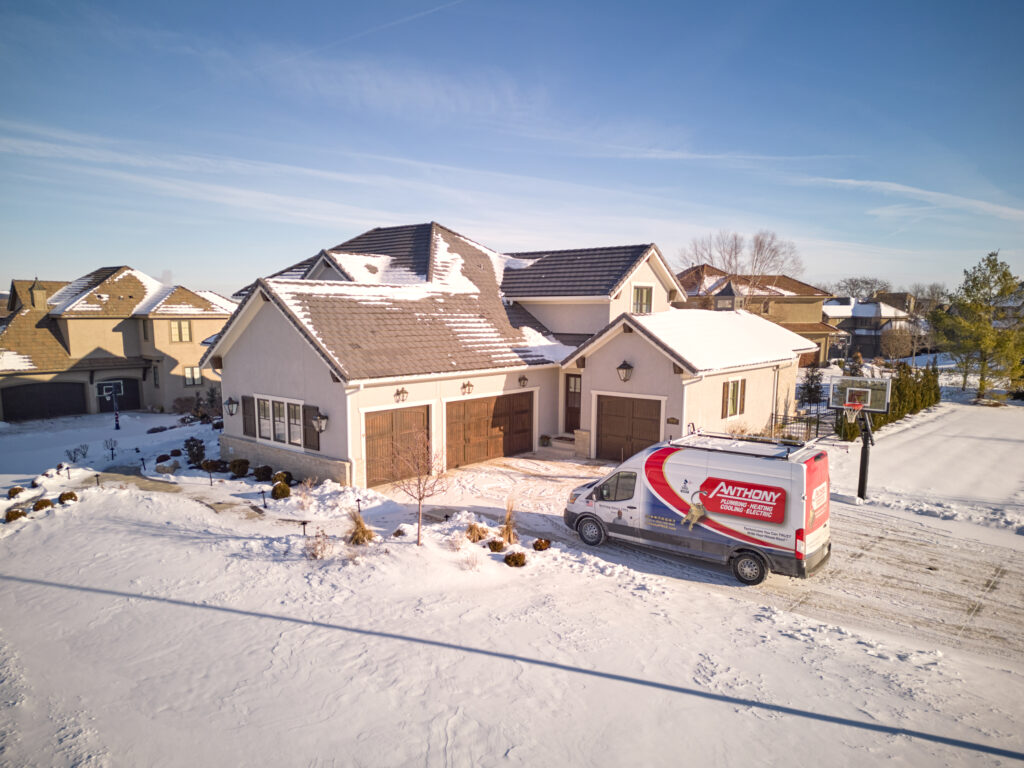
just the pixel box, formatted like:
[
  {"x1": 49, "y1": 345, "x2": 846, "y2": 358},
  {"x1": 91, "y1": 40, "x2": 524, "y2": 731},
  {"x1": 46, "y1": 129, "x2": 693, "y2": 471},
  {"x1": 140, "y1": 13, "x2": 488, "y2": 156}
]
[
  {"x1": 675, "y1": 264, "x2": 843, "y2": 366},
  {"x1": 821, "y1": 298, "x2": 909, "y2": 359},
  {"x1": 0, "y1": 267, "x2": 236, "y2": 421},
  {"x1": 205, "y1": 223, "x2": 816, "y2": 487}
]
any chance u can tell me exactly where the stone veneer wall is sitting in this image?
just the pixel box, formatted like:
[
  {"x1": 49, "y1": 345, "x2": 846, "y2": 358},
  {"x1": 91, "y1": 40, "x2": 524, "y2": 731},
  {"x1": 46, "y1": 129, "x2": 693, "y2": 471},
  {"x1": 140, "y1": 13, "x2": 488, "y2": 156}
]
[{"x1": 220, "y1": 435, "x2": 352, "y2": 485}]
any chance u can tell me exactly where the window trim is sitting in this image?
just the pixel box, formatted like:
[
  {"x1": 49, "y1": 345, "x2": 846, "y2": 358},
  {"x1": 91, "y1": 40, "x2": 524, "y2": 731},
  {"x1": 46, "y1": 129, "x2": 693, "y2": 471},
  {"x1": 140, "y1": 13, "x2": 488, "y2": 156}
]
[
  {"x1": 170, "y1": 319, "x2": 192, "y2": 343},
  {"x1": 722, "y1": 378, "x2": 746, "y2": 419},
  {"x1": 631, "y1": 284, "x2": 654, "y2": 314},
  {"x1": 184, "y1": 366, "x2": 203, "y2": 387},
  {"x1": 254, "y1": 393, "x2": 306, "y2": 451}
]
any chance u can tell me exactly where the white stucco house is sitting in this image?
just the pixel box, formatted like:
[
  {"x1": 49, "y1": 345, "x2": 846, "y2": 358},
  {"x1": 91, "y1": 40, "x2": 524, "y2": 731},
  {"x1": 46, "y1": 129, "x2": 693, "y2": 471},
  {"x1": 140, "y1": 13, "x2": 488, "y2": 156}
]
[{"x1": 203, "y1": 223, "x2": 815, "y2": 487}]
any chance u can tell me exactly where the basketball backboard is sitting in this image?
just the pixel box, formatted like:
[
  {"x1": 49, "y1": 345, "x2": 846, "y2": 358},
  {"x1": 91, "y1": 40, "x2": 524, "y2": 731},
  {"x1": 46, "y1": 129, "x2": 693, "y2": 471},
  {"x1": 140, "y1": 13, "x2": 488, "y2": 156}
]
[
  {"x1": 828, "y1": 376, "x2": 891, "y2": 413},
  {"x1": 98, "y1": 381, "x2": 124, "y2": 399}
]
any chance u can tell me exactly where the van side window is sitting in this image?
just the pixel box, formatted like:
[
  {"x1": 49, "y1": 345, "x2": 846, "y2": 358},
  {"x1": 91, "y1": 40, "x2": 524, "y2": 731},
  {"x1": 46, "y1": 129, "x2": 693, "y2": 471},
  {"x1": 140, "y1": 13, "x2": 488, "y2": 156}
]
[{"x1": 596, "y1": 472, "x2": 637, "y2": 502}]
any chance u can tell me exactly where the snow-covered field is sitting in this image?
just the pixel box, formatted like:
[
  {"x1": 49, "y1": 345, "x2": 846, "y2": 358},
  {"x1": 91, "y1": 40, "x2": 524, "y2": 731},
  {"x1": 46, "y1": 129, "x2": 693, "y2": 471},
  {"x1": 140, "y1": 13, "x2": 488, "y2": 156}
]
[{"x1": 1, "y1": 399, "x2": 1023, "y2": 766}]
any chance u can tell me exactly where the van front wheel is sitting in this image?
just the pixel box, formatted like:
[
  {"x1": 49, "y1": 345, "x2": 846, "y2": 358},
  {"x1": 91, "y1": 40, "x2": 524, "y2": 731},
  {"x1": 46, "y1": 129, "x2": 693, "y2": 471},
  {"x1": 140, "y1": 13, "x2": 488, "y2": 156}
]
[
  {"x1": 731, "y1": 552, "x2": 768, "y2": 585},
  {"x1": 577, "y1": 517, "x2": 606, "y2": 546}
]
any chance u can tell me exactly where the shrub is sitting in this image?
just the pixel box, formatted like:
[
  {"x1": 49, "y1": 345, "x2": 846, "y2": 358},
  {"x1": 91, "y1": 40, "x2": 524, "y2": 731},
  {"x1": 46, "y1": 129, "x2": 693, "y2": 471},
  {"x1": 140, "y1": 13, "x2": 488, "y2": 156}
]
[
  {"x1": 348, "y1": 508, "x2": 375, "y2": 545},
  {"x1": 393, "y1": 527, "x2": 407, "y2": 537},
  {"x1": 533, "y1": 538, "x2": 551, "y2": 551},
  {"x1": 229, "y1": 459, "x2": 250, "y2": 478},
  {"x1": 294, "y1": 476, "x2": 318, "y2": 511},
  {"x1": 271, "y1": 482, "x2": 290, "y2": 500},
  {"x1": 253, "y1": 465, "x2": 273, "y2": 482},
  {"x1": 273, "y1": 470, "x2": 293, "y2": 486},
  {"x1": 214, "y1": 459, "x2": 230, "y2": 473},
  {"x1": 146, "y1": 426, "x2": 168, "y2": 434},
  {"x1": 58, "y1": 491, "x2": 78, "y2": 504},
  {"x1": 304, "y1": 527, "x2": 333, "y2": 560},
  {"x1": 7, "y1": 486, "x2": 24, "y2": 499},
  {"x1": 33, "y1": 498, "x2": 53, "y2": 511},
  {"x1": 170, "y1": 449, "x2": 182, "y2": 457},
  {"x1": 501, "y1": 498, "x2": 519, "y2": 545},
  {"x1": 465, "y1": 522, "x2": 488, "y2": 542},
  {"x1": 183, "y1": 437, "x2": 205, "y2": 466},
  {"x1": 487, "y1": 539, "x2": 506, "y2": 553},
  {"x1": 504, "y1": 551, "x2": 527, "y2": 567},
  {"x1": 156, "y1": 454, "x2": 171, "y2": 463},
  {"x1": 5, "y1": 508, "x2": 26, "y2": 523},
  {"x1": 201, "y1": 459, "x2": 219, "y2": 474}
]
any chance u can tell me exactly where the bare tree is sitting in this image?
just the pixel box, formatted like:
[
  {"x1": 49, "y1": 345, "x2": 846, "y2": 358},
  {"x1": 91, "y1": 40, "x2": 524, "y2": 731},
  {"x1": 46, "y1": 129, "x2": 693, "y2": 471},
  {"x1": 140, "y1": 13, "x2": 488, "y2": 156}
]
[
  {"x1": 833, "y1": 276, "x2": 892, "y2": 298},
  {"x1": 681, "y1": 229, "x2": 803, "y2": 290},
  {"x1": 392, "y1": 428, "x2": 448, "y2": 546},
  {"x1": 880, "y1": 327, "x2": 913, "y2": 361}
]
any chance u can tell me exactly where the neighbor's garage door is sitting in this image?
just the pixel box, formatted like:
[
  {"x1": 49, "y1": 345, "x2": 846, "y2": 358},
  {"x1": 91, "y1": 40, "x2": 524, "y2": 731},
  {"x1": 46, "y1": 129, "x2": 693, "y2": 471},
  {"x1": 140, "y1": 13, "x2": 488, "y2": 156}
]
[
  {"x1": 446, "y1": 392, "x2": 533, "y2": 469},
  {"x1": 1, "y1": 382, "x2": 87, "y2": 421},
  {"x1": 97, "y1": 379, "x2": 141, "y2": 412},
  {"x1": 365, "y1": 405, "x2": 430, "y2": 487},
  {"x1": 596, "y1": 395, "x2": 661, "y2": 462}
]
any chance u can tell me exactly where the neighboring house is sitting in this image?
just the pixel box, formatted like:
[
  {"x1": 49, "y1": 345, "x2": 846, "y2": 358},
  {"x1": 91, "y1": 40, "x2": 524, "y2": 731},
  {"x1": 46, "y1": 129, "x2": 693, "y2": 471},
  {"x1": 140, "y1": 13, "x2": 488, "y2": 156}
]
[
  {"x1": 0, "y1": 267, "x2": 236, "y2": 421},
  {"x1": 206, "y1": 222, "x2": 815, "y2": 488},
  {"x1": 821, "y1": 298, "x2": 909, "y2": 359},
  {"x1": 675, "y1": 264, "x2": 843, "y2": 366}
]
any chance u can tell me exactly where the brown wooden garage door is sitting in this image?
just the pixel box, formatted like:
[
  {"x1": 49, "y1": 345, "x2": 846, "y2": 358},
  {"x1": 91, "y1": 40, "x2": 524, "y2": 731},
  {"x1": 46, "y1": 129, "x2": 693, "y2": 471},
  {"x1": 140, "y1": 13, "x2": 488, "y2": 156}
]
[
  {"x1": 365, "y1": 405, "x2": 430, "y2": 487},
  {"x1": 596, "y1": 395, "x2": 661, "y2": 462},
  {"x1": 446, "y1": 392, "x2": 533, "y2": 469},
  {"x1": 1, "y1": 382, "x2": 87, "y2": 421}
]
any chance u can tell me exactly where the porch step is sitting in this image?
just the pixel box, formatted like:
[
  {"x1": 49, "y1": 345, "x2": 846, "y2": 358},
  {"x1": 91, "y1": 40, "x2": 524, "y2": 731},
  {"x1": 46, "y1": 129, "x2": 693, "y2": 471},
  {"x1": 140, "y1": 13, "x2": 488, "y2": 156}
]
[{"x1": 546, "y1": 436, "x2": 576, "y2": 455}]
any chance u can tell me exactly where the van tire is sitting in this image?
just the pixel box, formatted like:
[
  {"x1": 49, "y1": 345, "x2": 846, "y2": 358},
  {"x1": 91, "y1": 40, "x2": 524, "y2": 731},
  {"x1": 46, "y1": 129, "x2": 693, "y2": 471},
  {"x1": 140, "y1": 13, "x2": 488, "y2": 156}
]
[
  {"x1": 731, "y1": 552, "x2": 768, "y2": 585},
  {"x1": 577, "y1": 516, "x2": 606, "y2": 546}
]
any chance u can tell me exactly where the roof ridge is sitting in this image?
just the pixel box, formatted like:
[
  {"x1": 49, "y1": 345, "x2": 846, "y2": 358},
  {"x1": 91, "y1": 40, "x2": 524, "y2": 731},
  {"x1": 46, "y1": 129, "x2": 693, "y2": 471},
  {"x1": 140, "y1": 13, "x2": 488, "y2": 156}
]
[{"x1": 509, "y1": 243, "x2": 653, "y2": 257}]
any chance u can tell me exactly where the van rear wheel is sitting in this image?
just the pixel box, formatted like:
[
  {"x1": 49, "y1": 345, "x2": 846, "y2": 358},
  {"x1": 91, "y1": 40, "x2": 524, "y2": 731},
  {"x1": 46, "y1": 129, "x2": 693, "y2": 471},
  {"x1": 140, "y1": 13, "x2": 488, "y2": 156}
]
[
  {"x1": 731, "y1": 552, "x2": 768, "y2": 585},
  {"x1": 577, "y1": 517, "x2": 606, "y2": 546}
]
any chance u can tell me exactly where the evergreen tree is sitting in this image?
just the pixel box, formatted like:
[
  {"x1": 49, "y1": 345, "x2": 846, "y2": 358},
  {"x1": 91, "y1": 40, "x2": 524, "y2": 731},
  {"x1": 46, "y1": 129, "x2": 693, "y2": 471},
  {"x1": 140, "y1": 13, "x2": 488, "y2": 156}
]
[
  {"x1": 843, "y1": 351, "x2": 864, "y2": 377},
  {"x1": 798, "y1": 365, "x2": 824, "y2": 407},
  {"x1": 930, "y1": 252, "x2": 1023, "y2": 398}
]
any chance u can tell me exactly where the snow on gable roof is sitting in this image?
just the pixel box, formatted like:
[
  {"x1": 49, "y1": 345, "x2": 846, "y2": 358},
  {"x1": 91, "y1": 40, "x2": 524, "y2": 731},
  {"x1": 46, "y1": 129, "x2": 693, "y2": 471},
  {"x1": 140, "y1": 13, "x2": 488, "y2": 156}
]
[
  {"x1": 260, "y1": 277, "x2": 561, "y2": 381},
  {"x1": 823, "y1": 298, "x2": 908, "y2": 319},
  {"x1": 569, "y1": 310, "x2": 815, "y2": 373},
  {"x1": 325, "y1": 251, "x2": 421, "y2": 285}
]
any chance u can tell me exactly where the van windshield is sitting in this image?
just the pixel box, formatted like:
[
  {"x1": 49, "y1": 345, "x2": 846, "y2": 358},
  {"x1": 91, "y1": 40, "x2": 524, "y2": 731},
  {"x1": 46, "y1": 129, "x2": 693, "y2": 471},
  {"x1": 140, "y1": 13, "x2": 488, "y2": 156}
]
[{"x1": 596, "y1": 472, "x2": 637, "y2": 502}]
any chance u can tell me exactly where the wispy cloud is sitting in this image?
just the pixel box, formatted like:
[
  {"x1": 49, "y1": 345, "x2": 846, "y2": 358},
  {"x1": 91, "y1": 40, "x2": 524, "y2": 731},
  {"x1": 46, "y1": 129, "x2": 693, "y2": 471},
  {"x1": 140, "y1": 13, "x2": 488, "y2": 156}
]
[{"x1": 806, "y1": 177, "x2": 1024, "y2": 223}]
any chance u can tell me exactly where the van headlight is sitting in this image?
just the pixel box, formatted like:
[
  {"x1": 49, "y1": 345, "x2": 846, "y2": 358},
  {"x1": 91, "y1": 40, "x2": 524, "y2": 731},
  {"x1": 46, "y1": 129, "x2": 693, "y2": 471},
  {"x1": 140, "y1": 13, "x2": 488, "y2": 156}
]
[{"x1": 569, "y1": 491, "x2": 582, "y2": 504}]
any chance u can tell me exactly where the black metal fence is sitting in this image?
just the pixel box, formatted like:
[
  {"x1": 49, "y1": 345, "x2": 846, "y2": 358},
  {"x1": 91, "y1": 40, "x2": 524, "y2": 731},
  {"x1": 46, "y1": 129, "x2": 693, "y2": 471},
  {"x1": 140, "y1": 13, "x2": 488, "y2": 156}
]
[{"x1": 768, "y1": 408, "x2": 836, "y2": 441}]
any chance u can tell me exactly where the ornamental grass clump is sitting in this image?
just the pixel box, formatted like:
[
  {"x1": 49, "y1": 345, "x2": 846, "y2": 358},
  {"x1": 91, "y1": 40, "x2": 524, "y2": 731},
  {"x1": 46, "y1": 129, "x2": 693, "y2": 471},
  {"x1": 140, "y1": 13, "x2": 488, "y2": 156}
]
[
  {"x1": 465, "y1": 522, "x2": 488, "y2": 543},
  {"x1": 504, "y1": 551, "x2": 527, "y2": 567},
  {"x1": 271, "y1": 481, "x2": 290, "y2": 500},
  {"x1": 33, "y1": 498, "x2": 53, "y2": 512},
  {"x1": 58, "y1": 491, "x2": 78, "y2": 504},
  {"x1": 5, "y1": 508, "x2": 26, "y2": 523},
  {"x1": 348, "y1": 507, "x2": 374, "y2": 545},
  {"x1": 501, "y1": 498, "x2": 519, "y2": 545},
  {"x1": 7, "y1": 486, "x2": 24, "y2": 499}
]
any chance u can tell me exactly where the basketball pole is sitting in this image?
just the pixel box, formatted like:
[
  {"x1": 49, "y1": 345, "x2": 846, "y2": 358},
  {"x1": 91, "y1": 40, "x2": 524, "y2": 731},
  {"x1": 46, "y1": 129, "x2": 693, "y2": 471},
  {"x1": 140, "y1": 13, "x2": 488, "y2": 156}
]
[{"x1": 856, "y1": 410, "x2": 874, "y2": 500}]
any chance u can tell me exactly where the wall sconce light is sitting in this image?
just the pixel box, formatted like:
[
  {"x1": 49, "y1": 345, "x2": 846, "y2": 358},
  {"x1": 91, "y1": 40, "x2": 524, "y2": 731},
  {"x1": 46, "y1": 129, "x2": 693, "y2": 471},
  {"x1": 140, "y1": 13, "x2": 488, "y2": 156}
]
[
  {"x1": 616, "y1": 360, "x2": 634, "y2": 382},
  {"x1": 461, "y1": 381, "x2": 474, "y2": 395},
  {"x1": 394, "y1": 387, "x2": 409, "y2": 403},
  {"x1": 224, "y1": 397, "x2": 239, "y2": 416},
  {"x1": 518, "y1": 374, "x2": 529, "y2": 388},
  {"x1": 312, "y1": 412, "x2": 329, "y2": 433}
]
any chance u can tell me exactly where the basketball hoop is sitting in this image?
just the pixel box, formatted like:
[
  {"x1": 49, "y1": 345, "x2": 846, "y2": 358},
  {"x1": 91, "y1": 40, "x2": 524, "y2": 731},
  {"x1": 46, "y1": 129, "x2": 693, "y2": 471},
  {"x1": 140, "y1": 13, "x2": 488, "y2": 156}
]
[{"x1": 842, "y1": 402, "x2": 864, "y2": 423}]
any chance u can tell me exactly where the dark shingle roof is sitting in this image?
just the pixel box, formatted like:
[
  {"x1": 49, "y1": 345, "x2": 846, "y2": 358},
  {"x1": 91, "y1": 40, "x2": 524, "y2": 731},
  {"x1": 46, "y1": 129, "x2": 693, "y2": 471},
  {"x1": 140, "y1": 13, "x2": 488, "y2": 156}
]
[
  {"x1": 331, "y1": 223, "x2": 434, "y2": 281},
  {"x1": 501, "y1": 244, "x2": 653, "y2": 298}
]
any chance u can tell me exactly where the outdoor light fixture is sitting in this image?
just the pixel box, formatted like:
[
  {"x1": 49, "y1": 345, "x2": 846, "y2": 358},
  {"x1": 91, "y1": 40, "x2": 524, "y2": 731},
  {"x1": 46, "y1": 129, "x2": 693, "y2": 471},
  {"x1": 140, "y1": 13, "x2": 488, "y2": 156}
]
[
  {"x1": 312, "y1": 412, "x2": 329, "y2": 433},
  {"x1": 461, "y1": 381, "x2": 474, "y2": 395},
  {"x1": 616, "y1": 360, "x2": 634, "y2": 382},
  {"x1": 394, "y1": 387, "x2": 409, "y2": 403},
  {"x1": 518, "y1": 374, "x2": 529, "y2": 388},
  {"x1": 224, "y1": 397, "x2": 239, "y2": 416}
]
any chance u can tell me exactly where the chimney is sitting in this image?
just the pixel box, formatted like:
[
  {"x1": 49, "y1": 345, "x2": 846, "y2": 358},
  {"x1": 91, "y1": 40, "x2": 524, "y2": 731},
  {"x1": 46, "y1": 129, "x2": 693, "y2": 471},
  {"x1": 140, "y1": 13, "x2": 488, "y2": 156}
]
[{"x1": 29, "y1": 278, "x2": 47, "y2": 309}]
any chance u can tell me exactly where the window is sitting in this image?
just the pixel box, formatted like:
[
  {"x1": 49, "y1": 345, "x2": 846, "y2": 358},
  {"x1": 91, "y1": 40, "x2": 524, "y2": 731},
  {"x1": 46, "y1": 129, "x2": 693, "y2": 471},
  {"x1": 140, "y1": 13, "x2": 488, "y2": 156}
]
[
  {"x1": 257, "y1": 399, "x2": 271, "y2": 439},
  {"x1": 594, "y1": 472, "x2": 637, "y2": 502},
  {"x1": 184, "y1": 366, "x2": 202, "y2": 386},
  {"x1": 722, "y1": 379, "x2": 746, "y2": 418},
  {"x1": 142, "y1": 320, "x2": 149, "y2": 341},
  {"x1": 287, "y1": 403, "x2": 302, "y2": 446},
  {"x1": 153, "y1": 366, "x2": 160, "y2": 389},
  {"x1": 273, "y1": 401, "x2": 286, "y2": 442},
  {"x1": 632, "y1": 286, "x2": 653, "y2": 314},
  {"x1": 170, "y1": 320, "x2": 192, "y2": 343}
]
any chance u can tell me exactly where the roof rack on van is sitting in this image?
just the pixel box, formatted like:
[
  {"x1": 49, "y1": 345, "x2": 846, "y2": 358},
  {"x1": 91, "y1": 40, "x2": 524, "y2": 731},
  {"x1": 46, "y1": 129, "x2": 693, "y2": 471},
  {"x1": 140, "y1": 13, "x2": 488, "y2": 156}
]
[{"x1": 669, "y1": 432, "x2": 809, "y2": 459}]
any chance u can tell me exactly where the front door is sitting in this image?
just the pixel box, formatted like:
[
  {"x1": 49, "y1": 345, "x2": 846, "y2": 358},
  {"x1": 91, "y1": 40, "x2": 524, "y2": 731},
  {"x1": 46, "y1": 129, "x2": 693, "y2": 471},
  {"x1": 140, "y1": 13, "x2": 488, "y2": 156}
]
[{"x1": 564, "y1": 374, "x2": 581, "y2": 433}]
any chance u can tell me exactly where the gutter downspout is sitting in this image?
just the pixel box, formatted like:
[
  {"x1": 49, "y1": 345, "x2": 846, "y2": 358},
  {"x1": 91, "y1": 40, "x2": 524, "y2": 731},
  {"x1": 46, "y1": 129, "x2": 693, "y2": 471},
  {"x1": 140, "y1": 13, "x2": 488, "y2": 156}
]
[{"x1": 679, "y1": 374, "x2": 704, "y2": 437}]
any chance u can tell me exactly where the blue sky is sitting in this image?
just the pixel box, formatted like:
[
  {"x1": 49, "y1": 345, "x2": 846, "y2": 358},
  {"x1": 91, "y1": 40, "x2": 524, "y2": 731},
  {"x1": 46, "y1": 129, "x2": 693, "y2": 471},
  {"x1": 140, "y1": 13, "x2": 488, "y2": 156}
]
[{"x1": 1, "y1": 0, "x2": 1022, "y2": 298}]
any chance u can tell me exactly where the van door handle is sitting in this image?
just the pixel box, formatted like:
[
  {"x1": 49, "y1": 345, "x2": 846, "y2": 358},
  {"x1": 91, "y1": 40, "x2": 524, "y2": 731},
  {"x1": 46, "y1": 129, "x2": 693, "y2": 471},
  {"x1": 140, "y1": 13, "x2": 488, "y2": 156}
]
[{"x1": 626, "y1": 505, "x2": 637, "y2": 509}]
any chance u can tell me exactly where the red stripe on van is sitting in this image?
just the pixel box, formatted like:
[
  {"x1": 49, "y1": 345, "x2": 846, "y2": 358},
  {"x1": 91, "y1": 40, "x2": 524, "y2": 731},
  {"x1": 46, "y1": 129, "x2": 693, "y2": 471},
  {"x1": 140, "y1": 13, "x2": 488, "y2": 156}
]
[{"x1": 644, "y1": 447, "x2": 788, "y2": 552}]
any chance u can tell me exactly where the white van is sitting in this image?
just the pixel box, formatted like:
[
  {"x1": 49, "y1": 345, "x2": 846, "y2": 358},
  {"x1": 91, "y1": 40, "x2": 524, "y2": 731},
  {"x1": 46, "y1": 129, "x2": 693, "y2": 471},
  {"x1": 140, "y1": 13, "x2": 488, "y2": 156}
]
[{"x1": 563, "y1": 434, "x2": 832, "y2": 584}]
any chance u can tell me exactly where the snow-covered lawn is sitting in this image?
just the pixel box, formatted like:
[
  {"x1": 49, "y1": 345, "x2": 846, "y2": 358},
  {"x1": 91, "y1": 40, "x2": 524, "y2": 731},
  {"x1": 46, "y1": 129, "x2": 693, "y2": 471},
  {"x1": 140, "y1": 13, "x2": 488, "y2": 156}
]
[{"x1": 1, "y1": 403, "x2": 1023, "y2": 766}]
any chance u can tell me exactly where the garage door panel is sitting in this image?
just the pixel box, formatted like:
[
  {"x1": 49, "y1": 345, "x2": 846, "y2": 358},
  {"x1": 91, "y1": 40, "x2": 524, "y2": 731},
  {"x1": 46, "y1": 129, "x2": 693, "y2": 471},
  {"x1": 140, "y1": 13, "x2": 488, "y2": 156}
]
[
  {"x1": 596, "y1": 395, "x2": 661, "y2": 462},
  {"x1": 446, "y1": 393, "x2": 533, "y2": 469},
  {"x1": 366, "y1": 405, "x2": 430, "y2": 487},
  {"x1": 1, "y1": 382, "x2": 87, "y2": 421}
]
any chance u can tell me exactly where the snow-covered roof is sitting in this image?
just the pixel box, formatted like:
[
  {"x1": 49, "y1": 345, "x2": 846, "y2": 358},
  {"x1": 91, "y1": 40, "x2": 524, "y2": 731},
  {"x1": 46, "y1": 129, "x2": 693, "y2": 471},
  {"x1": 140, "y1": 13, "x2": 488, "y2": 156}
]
[
  {"x1": 568, "y1": 309, "x2": 816, "y2": 373},
  {"x1": 823, "y1": 298, "x2": 908, "y2": 320}
]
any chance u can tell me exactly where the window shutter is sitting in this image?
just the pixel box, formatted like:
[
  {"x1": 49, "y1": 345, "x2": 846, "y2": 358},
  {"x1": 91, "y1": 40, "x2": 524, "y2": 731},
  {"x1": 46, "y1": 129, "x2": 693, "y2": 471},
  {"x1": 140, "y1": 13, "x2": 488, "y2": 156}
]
[
  {"x1": 721, "y1": 382, "x2": 729, "y2": 419},
  {"x1": 242, "y1": 396, "x2": 256, "y2": 437},
  {"x1": 302, "y1": 405, "x2": 320, "y2": 451},
  {"x1": 739, "y1": 379, "x2": 746, "y2": 415}
]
